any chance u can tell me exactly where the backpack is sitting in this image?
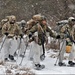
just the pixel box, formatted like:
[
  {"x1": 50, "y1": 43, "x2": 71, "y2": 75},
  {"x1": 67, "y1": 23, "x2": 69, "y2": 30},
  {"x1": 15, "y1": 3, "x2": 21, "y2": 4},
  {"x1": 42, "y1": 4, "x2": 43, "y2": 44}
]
[
  {"x1": 27, "y1": 19, "x2": 36, "y2": 30},
  {"x1": 55, "y1": 20, "x2": 68, "y2": 32}
]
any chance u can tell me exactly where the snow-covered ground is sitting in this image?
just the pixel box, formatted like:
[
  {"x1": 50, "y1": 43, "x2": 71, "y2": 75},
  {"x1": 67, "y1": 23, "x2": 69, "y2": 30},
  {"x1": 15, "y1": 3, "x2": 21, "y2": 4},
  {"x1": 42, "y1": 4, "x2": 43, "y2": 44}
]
[{"x1": 0, "y1": 45, "x2": 75, "y2": 75}]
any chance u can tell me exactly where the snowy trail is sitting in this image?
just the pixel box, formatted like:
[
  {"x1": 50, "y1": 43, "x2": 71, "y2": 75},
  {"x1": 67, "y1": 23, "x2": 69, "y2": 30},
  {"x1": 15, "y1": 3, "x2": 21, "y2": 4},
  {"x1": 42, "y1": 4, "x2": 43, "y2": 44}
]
[
  {"x1": 0, "y1": 44, "x2": 75, "y2": 74},
  {"x1": 16, "y1": 49, "x2": 75, "y2": 74}
]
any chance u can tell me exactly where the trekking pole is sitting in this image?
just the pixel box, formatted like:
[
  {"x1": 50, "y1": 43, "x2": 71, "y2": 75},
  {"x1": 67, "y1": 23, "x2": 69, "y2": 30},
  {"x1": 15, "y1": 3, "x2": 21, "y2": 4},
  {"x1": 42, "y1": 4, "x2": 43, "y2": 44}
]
[
  {"x1": 18, "y1": 37, "x2": 22, "y2": 50},
  {"x1": 19, "y1": 44, "x2": 28, "y2": 65},
  {"x1": 0, "y1": 36, "x2": 7, "y2": 52},
  {"x1": 40, "y1": 32, "x2": 46, "y2": 61},
  {"x1": 54, "y1": 39, "x2": 65, "y2": 66},
  {"x1": 13, "y1": 36, "x2": 22, "y2": 57},
  {"x1": 40, "y1": 42, "x2": 45, "y2": 61}
]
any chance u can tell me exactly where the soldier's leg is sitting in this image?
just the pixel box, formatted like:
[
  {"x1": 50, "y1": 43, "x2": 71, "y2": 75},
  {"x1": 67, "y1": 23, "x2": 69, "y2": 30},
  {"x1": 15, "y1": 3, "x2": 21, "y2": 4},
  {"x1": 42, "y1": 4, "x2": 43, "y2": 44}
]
[
  {"x1": 33, "y1": 42, "x2": 40, "y2": 64},
  {"x1": 33, "y1": 42, "x2": 45, "y2": 70},
  {"x1": 58, "y1": 39, "x2": 66, "y2": 66},
  {"x1": 40, "y1": 46, "x2": 43, "y2": 56},
  {"x1": 19, "y1": 38, "x2": 26, "y2": 57},
  {"x1": 3, "y1": 38, "x2": 10, "y2": 61},
  {"x1": 28, "y1": 41, "x2": 34, "y2": 60},
  {"x1": 9, "y1": 38, "x2": 18, "y2": 60},
  {"x1": 68, "y1": 43, "x2": 75, "y2": 66}
]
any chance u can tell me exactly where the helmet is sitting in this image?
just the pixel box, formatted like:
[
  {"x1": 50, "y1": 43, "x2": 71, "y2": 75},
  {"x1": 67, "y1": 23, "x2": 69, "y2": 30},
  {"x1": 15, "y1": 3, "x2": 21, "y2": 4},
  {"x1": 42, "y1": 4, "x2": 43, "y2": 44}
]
[
  {"x1": 20, "y1": 20, "x2": 26, "y2": 27},
  {"x1": 41, "y1": 16, "x2": 46, "y2": 21},
  {"x1": 21, "y1": 20, "x2": 26, "y2": 24},
  {"x1": 6, "y1": 16, "x2": 11, "y2": 20},
  {"x1": 9, "y1": 15, "x2": 16, "y2": 22},
  {"x1": 68, "y1": 17, "x2": 75, "y2": 22}
]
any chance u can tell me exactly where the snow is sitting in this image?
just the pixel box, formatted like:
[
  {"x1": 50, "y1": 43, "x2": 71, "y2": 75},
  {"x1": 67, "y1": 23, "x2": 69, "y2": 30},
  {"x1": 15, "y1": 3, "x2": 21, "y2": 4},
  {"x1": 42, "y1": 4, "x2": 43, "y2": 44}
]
[{"x1": 0, "y1": 43, "x2": 75, "y2": 75}]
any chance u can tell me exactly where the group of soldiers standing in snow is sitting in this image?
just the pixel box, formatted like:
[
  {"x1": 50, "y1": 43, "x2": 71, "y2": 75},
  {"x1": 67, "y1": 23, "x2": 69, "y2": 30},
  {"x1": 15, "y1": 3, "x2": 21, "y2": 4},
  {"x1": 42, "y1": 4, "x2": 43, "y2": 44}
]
[{"x1": 0, "y1": 14, "x2": 75, "y2": 70}]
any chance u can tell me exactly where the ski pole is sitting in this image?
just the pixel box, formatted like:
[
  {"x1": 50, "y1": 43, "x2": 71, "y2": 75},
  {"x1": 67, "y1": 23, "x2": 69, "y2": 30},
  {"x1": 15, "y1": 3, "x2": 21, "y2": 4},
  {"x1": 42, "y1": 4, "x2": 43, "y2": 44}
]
[
  {"x1": 54, "y1": 39, "x2": 65, "y2": 66},
  {"x1": 13, "y1": 36, "x2": 22, "y2": 57},
  {"x1": 19, "y1": 44, "x2": 28, "y2": 65},
  {"x1": 0, "y1": 36, "x2": 7, "y2": 52},
  {"x1": 40, "y1": 42, "x2": 45, "y2": 61}
]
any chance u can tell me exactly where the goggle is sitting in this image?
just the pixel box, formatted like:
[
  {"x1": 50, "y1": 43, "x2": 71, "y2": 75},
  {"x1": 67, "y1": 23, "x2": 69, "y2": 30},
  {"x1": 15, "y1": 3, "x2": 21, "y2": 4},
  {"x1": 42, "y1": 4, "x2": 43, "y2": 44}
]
[{"x1": 72, "y1": 19, "x2": 75, "y2": 21}]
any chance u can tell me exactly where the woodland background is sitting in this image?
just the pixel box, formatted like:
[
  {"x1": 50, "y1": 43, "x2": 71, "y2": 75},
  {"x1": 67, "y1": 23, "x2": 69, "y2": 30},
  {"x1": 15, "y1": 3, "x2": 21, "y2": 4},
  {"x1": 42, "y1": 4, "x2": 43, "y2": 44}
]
[{"x1": 0, "y1": 0, "x2": 75, "y2": 28}]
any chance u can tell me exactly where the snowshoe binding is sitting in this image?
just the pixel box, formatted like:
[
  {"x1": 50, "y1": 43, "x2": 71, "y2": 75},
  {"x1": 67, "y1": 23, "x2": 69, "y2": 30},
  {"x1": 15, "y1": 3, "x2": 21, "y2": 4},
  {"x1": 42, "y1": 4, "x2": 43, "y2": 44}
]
[{"x1": 34, "y1": 64, "x2": 45, "y2": 70}]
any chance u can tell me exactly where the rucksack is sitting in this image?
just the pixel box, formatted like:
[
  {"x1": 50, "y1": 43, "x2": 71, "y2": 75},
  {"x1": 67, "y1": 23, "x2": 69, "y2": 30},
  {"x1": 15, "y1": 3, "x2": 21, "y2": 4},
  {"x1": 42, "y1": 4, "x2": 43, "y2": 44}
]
[
  {"x1": 27, "y1": 19, "x2": 36, "y2": 30},
  {"x1": 55, "y1": 20, "x2": 68, "y2": 32}
]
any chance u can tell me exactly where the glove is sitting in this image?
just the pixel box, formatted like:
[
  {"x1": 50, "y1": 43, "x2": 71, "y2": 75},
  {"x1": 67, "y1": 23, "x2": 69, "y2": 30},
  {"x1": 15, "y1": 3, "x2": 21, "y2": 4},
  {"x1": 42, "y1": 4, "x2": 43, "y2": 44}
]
[
  {"x1": 20, "y1": 34, "x2": 23, "y2": 38},
  {"x1": 29, "y1": 33, "x2": 32, "y2": 38},
  {"x1": 56, "y1": 35, "x2": 60, "y2": 39},
  {"x1": 4, "y1": 32, "x2": 9, "y2": 36},
  {"x1": 32, "y1": 37, "x2": 34, "y2": 40}
]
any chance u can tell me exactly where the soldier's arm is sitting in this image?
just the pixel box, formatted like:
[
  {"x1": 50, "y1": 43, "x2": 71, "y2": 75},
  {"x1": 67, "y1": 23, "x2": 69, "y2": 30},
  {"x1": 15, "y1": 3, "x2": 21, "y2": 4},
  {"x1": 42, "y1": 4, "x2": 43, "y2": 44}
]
[
  {"x1": 27, "y1": 25, "x2": 37, "y2": 35},
  {"x1": 46, "y1": 26, "x2": 57, "y2": 38},
  {"x1": 2, "y1": 24, "x2": 9, "y2": 35}
]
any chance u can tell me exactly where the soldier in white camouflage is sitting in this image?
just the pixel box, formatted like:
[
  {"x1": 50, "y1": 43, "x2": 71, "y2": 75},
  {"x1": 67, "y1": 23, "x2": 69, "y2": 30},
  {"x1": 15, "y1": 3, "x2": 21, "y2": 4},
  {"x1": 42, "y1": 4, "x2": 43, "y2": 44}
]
[
  {"x1": 26, "y1": 14, "x2": 60, "y2": 70},
  {"x1": 2, "y1": 15, "x2": 22, "y2": 61},
  {"x1": 17, "y1": 20, "x2": 29, "y2": 57},
  {"x1": 58, "y1": 17, "x2": 75, "y2": 66}
]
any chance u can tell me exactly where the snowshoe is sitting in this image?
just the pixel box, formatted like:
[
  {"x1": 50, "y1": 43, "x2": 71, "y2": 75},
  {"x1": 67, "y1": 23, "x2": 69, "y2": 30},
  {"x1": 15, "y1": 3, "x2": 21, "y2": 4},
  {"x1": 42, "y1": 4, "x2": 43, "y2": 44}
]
[
  {"x1": 68, "y1": 61, "x2": 75, "y2": 67},
  {"x1": 10, "y1": 59, "x2": 16, "y2": 62},
  {"x1": 34, "y1": 64, "x2": 45, "y2": 70},
  {"x1": 9, "y1": 55, "x2": 16, "y2": 62},
  {"x1": 40, "y1": 54, "x2": 45, "y2": 61},
  {"x1": 4, "y1": 58, "x2": 9, "y2": 62},
  {"x1": 20, "y1": 54, "x2": 25, "y2": 58},
  {"x1": 58, "y1": 62, "x2": 66, "y2": 66}
]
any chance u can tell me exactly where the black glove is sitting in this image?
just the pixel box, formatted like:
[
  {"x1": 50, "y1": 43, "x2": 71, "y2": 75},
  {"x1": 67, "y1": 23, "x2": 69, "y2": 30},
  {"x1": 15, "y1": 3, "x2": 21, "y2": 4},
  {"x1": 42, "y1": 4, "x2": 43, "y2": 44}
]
[
  {"x1": 56, "y1": 35, "x2": 60, "y2": 39},
  {"x1": 4, "y1": 32, "x2": 9, "y2": 36},
  {"x1": 20, "y1": 34, "x2": 23, "y2": 38},
  {"x1": 32, "y1": 37, "x2": 35, "y2": 40},
  {"x1": 29, "y1": 33, "x2": 32, "y2": 38}
]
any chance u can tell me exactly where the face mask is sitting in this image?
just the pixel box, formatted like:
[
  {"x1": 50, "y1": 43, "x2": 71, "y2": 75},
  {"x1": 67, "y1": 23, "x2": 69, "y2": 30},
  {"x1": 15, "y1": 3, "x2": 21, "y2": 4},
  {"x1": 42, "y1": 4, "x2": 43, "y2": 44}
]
[
  {"x1": 21, "y1": 23, "x2": 25, "y2": 27},
  {"x1": 10, "y1": 20, "x2": 15, "y2": 24},
  {"x1": 72, "y1": 19, "x2": 75, "y2": 21}
]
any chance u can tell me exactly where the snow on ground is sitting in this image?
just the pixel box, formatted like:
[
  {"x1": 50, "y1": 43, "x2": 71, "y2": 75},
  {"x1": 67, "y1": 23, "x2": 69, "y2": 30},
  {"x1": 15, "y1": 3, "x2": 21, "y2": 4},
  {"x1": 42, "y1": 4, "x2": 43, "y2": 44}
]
[{"x1": 0, "y1": 44, "x2": 75, "y2": 75}]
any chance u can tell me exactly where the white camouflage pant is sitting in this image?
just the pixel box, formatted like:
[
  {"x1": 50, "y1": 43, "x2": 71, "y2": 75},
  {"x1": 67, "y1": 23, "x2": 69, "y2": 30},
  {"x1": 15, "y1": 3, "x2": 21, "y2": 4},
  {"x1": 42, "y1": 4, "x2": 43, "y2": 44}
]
[
  {"x1": 2, "y1": 36, "x2": 18, "y2": 59},
  {"x1": 29, "y1": 41, "x2": 43, "y2": 61},
  {"x1": 29, "y1": 41, "x2": 35, "y2": 59},
  {"x1": 31, "y1": 42, "x2": 43, "y2": 65},
  {"x1": 17, "y1": 35, "x2": 29, "y2": 56},
  {"x1": 59, "y1": 39, "x2": 75, "y2": 62}
]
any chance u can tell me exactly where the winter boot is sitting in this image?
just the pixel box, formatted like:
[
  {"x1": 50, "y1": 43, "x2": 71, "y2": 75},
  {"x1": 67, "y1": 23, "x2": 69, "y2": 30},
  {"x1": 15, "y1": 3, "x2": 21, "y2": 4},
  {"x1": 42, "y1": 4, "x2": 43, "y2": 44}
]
[
  {"x1": 9, "y1": 55, "x2": 16, "y2": 62},
  {"x1": 14, "y1": 52, "x2": 17, "y2": 56},
  {"x1": 68, "y1": 61, "x2": 75, "y2": 66},
  {"x1": 58, "y1": 62, "x2": 66, "y2": 66},
  {"x1": 20, "y1": 54, "x2": 24, "y2": 57},
  {"x1": 4, "y1": 58, "x2": 9, "y2": 61},
  {"x1": 34, "y1": 64, "x2": 45, "y2": 70}
]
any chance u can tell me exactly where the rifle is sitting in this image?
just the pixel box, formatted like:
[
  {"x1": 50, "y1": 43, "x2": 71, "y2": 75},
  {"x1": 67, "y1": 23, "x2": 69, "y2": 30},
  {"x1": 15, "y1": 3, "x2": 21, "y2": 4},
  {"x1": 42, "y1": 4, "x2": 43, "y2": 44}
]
[
  {"x1": 66, "y1": 27, "x2": 75, "y2": 44},
  {"x1": 40, "y1": 32, "x2": 46, "y2": 61}
]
